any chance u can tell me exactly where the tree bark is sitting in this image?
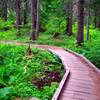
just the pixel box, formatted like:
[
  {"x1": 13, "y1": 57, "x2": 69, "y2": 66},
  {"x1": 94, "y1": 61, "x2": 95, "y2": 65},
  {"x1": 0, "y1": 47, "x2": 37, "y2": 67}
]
[
  {"x1": 97, "y1": 8, "x2": 100, "y2": 28},
  {"x1": 15, "y1": 0, "x2": 22, "y2": 29},
  {"x1": 66, "y1": 0, "x2": 73, "y2": 36},
  {"x1": 36, "y1": 0, "x2": 39, "y2": 37},
  {"x1": 77, "y1": 0, "x2": 84, "y2": 46},
  {"x1": 30, "y1": 0, "x2": 39, "y2": 40},
  {"x1": 34, "y1": 0, "x2": 37, "y2": 29},
  {"x1": 94, "y1": 12, "x2": 97, "y2": 28},
  {"x1": 86, "y1": 2, "x2": 90, "y2": 41},
  {"x1": 2, "y1": 0, "x2": 8, "y2": 21},
  {"x1": 23, "y1": 0, "x2": 28, "y2": 25},
  {"x1": 86, "y1": 12, "x2": 90, "y2": 41},
  {"x1": 97, "y1": 16, "x2": 100, "y2": 28},
  {"x1": 0, "y1": 1, "x2": 2, "y2": 17},
  {"x1": 30, "y1": 0, "x2": 36, "y2": 40}
]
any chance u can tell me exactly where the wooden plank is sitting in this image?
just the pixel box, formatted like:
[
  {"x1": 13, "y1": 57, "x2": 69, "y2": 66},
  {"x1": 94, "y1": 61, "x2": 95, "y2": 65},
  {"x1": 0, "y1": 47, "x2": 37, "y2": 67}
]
[
  {"x1": 52, "y1": 70, "x2": 70, "y2": 100},
  {"x1": 66, "y1": 48, "x2": 100, "y2": 74}
]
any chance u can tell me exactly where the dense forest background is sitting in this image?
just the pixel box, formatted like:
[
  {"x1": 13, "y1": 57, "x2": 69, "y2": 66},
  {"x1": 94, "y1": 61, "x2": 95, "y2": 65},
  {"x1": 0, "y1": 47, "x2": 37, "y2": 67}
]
[{"x1": 0, "y1": 0, "x2": 100, "y2": 68}]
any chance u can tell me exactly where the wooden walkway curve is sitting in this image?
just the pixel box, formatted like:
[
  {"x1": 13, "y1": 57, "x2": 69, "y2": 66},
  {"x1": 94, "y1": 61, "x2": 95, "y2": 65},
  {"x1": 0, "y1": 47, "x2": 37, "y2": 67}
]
[{"x1": 0, "y1": 40, "x2": 100, "y2": 100}]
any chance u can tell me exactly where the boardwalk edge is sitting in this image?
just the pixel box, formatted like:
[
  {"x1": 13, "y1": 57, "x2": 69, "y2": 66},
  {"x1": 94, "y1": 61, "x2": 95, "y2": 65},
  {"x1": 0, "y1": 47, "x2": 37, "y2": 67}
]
[
  {"x1": 48, "y1": 49, "x2": 70, "y2": 100},
  {"x1": 66, "y1": 49, "x2": 100, "y2": 75},
  {"x1": 51, "y1": 70, "x2": 69, "y2": 100}
]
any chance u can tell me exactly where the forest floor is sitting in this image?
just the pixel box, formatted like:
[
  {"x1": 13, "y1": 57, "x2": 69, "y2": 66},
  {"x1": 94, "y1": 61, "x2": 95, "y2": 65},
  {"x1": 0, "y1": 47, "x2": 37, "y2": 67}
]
[
  {"x1": 0, "y1": 41, "x2": 100, "y2": 100},
  {"x1": 0, "y1": 44, "x2": 64, "y2": 100},
  {"x1": 0, "y1": 19, "x2": 100, "y2": 68}
]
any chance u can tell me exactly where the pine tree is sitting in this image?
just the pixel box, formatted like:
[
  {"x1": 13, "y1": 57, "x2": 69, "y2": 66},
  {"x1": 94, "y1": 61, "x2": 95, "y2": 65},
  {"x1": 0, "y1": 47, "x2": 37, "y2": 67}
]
[{"x1": 77, "y1": 0, "x2": 84, "y2": 46}]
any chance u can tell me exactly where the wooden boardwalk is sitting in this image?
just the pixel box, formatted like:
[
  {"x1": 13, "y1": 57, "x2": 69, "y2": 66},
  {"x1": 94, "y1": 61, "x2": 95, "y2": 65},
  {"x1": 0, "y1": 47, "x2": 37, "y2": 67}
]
[
  {"x1": 0, "y1": 40, "x2": 100, "y2": 100},
  {"x1": 39, "y1": 46, "x2": 100, "y2": 100},
  {"x1": 52, "y1": 49, "x2": 100, "y2": 100}
]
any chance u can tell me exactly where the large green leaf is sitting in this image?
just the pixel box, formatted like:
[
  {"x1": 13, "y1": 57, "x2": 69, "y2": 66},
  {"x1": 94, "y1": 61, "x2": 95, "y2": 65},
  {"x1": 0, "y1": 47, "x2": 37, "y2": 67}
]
[{"x1": 0, "y1": 87, "x2": 13, "y2": 99}]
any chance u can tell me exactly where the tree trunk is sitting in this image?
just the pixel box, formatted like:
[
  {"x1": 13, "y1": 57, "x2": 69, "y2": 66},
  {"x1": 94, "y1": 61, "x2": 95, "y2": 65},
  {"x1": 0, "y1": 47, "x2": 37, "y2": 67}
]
[
  {"x1": 34, "y1": 0, "x2": 37, "y2": 29},
  {"x1": 0, "y1": 1, "x2": 2, "y2": 17},
  {"x1": 97, "y1": 17, "x2": 100, "y2": 28},
  {"x1": 15, "y1": 0, "x2": 22, "y2": 29},
  {"x1": 30, "y1": 0, "x2": 39, "y2": 40},
  {"x1": 30, "y1": 0, "x2": 36, "y2": 40},
  {"x1": 94, "y1": 12, "x2": 97, "y2": 28},
  {"x1": 2, "y1": 0, "x2": 8, "y2": 21},
  {"x1": 86, "y1": 13, "x2": 90, "y2": 41},
  {"x1": 66, "y1": 0, "x2": 73, "y2": 36},
  {"x1": 97, "y1": 8, "x2": 100, "y2": 28},
  {"x1": 86, "y1": 2, "x2": 90, "y2": 41},
  {"x1": 23, "y1": 0, "x2": 28, "y2": 25},
  {"x1": 77, "y1": 0, "x2": 84, "y2": 46},
  {"x1": 36, "y1": 0, "x2": 39, "y2": 37}
]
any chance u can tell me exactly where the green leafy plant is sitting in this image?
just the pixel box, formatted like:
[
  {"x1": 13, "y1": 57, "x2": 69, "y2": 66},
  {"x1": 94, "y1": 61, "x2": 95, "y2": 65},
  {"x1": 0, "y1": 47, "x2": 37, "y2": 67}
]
[{"x1": 0, "y1": 45, "x2": 64, "y2": 100}]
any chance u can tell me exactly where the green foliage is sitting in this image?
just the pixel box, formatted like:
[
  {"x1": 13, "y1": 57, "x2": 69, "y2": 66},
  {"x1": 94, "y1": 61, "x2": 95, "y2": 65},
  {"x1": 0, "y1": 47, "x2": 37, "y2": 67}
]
[
  {"x1": 0, "y1": 45, "x2": 64, "y2": 100},
  {"x1": 35, "y1": 26, "x2": 100, "y2": 68},
  {"x1": 0, "y1": 19, "x2": 30, "y2": 41},
  {"x1": 0, "y1": 18, "x2": 14, "y2": 30},
  {"x1": 0, "y1": 0, "x2": 100, "y2": 99},
  {"x1": 0, "y1": 17, "x2": 99, "y2": 68},
  {"x1": 41, "y1": 82, "x2": 58, "y2": 100},
  {"x1": 0, "y1": 87, "x2": 14, "y2": 100}
]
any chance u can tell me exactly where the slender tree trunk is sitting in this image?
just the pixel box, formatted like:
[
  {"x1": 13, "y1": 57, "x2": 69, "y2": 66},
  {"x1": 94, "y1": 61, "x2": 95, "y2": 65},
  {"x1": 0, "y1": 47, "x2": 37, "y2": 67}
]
[
  {"x1": 30, "y1": 0, "x2": 39, "y2": 40},
  {"x1": 86, "y1": 3, "x2": 90, "y2": 41},
  {"x1": 94, "y1": 6, "x2": 100, "y2": 28},
  {"x1": 66, "y1": 0, "x2": 73, "y2": 36},
  {"x1": 34, "y1": 0, "x2": 37, "y2": 29},
  {"x1": 97, "y1": 18, "x2": 100, "y2": 28},
  {"x1": 0, "y1": 1, "x2": 2, "y2": 17},
  {"x1": 31, "y1": 0, "x2": 36, "y2": 40},
  {"x1": 36, "y1": 0, "x2": 39, "y2": 37},
  {"x1": 94, "y1": 12, "x2": 97, "y2": 28},
  {"x1": 77, "y1": 0, "x2": 84, "y2": 46},
  {"x1": 15, "y1": 0, "x2": 22, "y2": 29},
  {"x1": 86, "y1": 13, "x2": 90, "y2": 41},
  {"x1": 2, "y1": 0, "x2": 8, "y2": 21},
  {"x1": 97, "y1": 8, "x2": 100, "y2": 28},
  {"x1": 23, "y1": 0, "x2": 28, "y2": 25}
]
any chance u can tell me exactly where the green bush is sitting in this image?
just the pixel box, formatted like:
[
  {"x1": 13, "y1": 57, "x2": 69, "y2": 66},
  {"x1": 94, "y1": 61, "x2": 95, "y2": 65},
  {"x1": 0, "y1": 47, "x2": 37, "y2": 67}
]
[{"x1": 0, "y1": 45, "x2": 64, "y2": 100}]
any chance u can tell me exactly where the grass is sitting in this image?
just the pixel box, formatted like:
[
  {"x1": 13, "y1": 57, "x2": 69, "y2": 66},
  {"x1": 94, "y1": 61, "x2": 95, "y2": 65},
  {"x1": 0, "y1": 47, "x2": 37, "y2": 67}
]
[
  {"x1": 0, "y1": 44, "x2": 64, "y2": 100},
  {"x1": 0, "y1": 19, "x2": 29, "y2": 41}
]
